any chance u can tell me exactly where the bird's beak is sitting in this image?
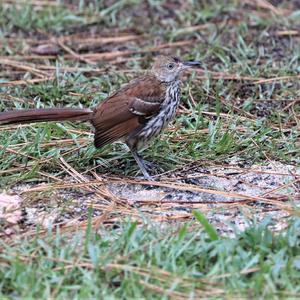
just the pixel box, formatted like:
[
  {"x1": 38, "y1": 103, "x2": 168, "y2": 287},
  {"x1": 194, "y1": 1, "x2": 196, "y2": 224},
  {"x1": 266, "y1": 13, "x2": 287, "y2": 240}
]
[{"x1": 182, "y1": 60, "x2": 202, "y2": 68}]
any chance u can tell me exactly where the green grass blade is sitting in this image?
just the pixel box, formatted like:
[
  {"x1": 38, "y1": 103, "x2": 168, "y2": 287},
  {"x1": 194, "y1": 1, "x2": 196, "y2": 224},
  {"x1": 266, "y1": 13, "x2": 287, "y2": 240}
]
[{"x1": 193, "y1": 210, "x2": 219, "y2": 241}]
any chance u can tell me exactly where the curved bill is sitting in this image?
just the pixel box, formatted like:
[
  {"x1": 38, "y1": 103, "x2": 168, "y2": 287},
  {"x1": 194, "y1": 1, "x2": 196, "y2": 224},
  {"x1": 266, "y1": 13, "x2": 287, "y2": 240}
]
[{"x1": 182, "y1": 61, "x2": 202, "y2": 67}]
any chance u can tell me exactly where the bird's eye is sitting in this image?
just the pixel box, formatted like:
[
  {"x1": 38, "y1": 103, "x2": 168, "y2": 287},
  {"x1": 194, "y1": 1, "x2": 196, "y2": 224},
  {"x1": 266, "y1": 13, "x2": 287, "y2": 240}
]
[{"x1": 167, "y1": 63, "x2": 174, "y2": 69}]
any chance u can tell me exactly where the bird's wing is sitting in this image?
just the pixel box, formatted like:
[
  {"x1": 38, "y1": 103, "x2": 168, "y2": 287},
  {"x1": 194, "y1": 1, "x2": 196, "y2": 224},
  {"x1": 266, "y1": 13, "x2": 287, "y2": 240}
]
[{"x1": 92, "y1": 75, "x2": 166, "y2": 148}]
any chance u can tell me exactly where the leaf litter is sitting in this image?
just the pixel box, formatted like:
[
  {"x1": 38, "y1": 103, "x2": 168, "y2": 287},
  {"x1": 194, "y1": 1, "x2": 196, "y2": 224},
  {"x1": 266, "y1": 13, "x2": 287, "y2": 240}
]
[{"x1": 3, "y1": 159, "x2": 298, "y2": 238}]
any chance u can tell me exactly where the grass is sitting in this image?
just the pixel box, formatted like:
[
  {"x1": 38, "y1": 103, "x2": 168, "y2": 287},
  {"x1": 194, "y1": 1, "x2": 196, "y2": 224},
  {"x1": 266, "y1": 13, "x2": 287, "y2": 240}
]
[
  {"x1": 0, "y1": 0, "x2": 299, "y2": 298},
  {"x1": 1, "y1": 215, "x2": 300, "y2": 299}
]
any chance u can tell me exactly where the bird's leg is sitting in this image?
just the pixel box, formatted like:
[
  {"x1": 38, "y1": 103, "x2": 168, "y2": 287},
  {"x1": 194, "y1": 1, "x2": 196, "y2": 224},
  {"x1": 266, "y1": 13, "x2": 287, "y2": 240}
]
[{"x1": 130, "y1": 150, "x2": 153, "y2": 180}]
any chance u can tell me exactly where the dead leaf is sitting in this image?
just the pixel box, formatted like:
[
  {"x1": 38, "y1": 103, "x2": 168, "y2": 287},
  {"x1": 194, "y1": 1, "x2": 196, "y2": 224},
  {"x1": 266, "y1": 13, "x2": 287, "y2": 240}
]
[
  {"x1": 0, "y1": 193, "x2": 22, "y2": 224},
  {"x1": 31, "y1": 43, "x2": 60, "y2": 55}
]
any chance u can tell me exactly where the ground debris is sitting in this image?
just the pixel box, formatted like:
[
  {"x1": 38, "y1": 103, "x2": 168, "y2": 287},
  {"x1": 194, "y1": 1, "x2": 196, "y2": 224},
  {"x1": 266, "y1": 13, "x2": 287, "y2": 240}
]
[
  {"x1": 4, "y1": 160, "x2": 298, "y2": 237},
  {"x1": 0, "y1": 192, "x2": 23, "y2": 235}
]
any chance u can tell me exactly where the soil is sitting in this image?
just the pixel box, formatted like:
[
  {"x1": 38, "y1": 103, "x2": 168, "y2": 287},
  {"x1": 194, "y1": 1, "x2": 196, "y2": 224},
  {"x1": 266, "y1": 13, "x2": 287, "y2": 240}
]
[{"x1": 5, "y1": 160, "x2": 299, "y2": 237}]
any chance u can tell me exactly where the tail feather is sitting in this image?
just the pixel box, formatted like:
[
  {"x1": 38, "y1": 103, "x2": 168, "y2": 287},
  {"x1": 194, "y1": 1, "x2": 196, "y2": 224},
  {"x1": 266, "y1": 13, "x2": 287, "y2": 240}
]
[{"x1": 0, "y1": 108, "x2": 93, "y2": 125}]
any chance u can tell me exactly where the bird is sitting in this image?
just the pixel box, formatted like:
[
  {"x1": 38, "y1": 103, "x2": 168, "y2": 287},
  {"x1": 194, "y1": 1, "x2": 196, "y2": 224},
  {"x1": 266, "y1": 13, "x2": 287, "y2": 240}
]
[{"x1": 0, "y1": 55, "x2": 201, "y2": 179}]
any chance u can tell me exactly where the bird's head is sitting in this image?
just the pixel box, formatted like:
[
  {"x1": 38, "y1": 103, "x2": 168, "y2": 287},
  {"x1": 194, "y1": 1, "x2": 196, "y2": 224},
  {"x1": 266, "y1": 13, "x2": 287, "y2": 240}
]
[{"x1": 151, "y1": 55, "x2": 201, "y2": 83}]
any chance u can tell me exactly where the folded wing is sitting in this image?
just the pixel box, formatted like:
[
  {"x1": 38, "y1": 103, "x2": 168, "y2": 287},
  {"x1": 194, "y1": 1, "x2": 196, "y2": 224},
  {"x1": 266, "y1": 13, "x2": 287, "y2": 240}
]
[{"x1": 92, "y1": 75, "x2": 166, "y2": 148}]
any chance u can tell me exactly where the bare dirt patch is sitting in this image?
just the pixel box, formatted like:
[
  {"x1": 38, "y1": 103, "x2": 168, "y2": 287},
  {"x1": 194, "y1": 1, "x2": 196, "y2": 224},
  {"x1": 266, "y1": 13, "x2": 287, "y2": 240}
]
[{"x1": 4, "y1": 160, "x2": 298, "y2": 237}]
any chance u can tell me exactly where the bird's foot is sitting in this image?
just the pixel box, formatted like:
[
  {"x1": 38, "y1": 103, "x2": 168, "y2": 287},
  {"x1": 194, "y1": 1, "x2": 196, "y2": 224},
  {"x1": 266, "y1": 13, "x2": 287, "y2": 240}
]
[
  {"x1": 140, "y1": 159, "x2": 162, "y2": 172},
  {"x1": 130, "y1": 150, "x2": 162, "y2": 181}
]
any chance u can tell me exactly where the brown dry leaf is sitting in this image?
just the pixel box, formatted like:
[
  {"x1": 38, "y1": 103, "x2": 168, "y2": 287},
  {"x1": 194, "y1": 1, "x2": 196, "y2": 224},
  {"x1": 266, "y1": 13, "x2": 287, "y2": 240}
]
[
  {"x1": 0, "y1": 192, "x2": 22, "y2": 224},
  {"x1": 31, "y1": 43, "x2": 60, "y2": 55}
]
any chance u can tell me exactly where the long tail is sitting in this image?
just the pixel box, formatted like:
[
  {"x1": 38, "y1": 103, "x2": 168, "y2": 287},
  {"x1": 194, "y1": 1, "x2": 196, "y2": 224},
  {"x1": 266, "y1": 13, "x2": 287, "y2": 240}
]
[{"x1": 0, "y1": 108, "x2": 93, "y2": 125}]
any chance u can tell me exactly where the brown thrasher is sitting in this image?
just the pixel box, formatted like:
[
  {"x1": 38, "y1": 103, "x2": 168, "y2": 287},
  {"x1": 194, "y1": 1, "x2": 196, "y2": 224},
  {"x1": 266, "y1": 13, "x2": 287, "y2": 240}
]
[{"x1": 0, "y1": 56, "x2": 200, "y2": 179}]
